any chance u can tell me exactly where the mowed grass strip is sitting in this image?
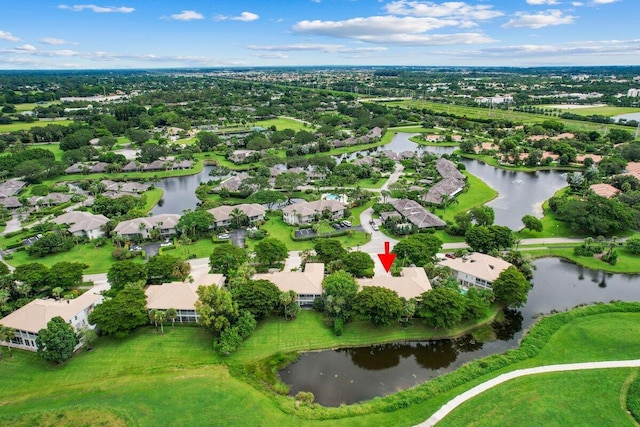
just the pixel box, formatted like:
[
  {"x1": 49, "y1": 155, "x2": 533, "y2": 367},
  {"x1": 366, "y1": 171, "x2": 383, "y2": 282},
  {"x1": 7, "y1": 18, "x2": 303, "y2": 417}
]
[
  {"x1": 438, "y1": 369, "x2": 636, "y2": 427},
  {"x1": 0, "y1": 119, "x2": 73, "y2": 132}
]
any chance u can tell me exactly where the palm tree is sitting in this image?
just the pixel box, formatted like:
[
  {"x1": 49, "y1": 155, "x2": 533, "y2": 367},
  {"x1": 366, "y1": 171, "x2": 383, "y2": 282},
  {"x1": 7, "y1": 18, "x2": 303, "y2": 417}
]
[
  {"x1": 165, "y1": 308, "x2": 178, "y2": 327},
  {"x1": 229, "y1": 207, "x2": 247, "y2": 229},
  {"x1": 0, "y1": 326, "x2": 16, "y2": 358},
  {"x1": 154, "y1": 310, "x2": 166, "y2": 334},
  {"x1": 51, "y1": 287, "x2": 64, "y2": 300},
  {"x1": 381, "y1": 190, "x2": 390, "y2": 203},
  {"x1": 148, "y1": 309, "x2": 159, "y2": 330}
]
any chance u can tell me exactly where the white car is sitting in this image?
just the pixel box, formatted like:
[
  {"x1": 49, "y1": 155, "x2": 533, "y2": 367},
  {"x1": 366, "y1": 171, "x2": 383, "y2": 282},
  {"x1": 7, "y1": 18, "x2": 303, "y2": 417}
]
[
  {"x1": 341, "y1": 220, "x2": 351, "y2": 227},
  {"x1": 217, "y1": 233, "x2": 230, "y2": 239},
  {"x1": 371, "y1": 224, "x2": 379, "y2": 231},
  {"x1": 160, "y1": 242, "x2": 173, "y2": 247}
]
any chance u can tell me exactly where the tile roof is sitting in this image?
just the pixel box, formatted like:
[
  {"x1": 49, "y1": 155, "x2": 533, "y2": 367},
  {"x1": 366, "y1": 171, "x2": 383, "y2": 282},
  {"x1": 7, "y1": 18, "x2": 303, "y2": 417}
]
[
  {"x1": 252, "y1": 263, "x2": 325, "y2": 295},
  {"x1": 438, "y1": 252, "x2": 512, "y2": 284},
  {"x1": 357, "y1": 267, "x2": 432, "y2": 299},
  {"x1": 390, "y1": 199, "x2": 446, "y2": 228}
]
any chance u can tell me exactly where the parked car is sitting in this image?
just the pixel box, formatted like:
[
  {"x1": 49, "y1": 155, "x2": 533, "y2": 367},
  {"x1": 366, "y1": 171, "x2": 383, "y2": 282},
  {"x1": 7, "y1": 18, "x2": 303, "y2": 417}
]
[
  {"x1": 371, "y1": 224, "x2": 379, "y2": 231},
  {"x1": 341, "y1": 220, "x2": 351, "y2": 227},
  {"x1": 332, "y1": 223, "x2": 341, "y2": 230},
  {"x1": 445, "y1": 253, "x2": 456, "y2": 259},
  {"x1": 130, "y1": 245, "x2": 142, "y2": 251},
  {"x1": 160, "y1": 242, "x2": 173, "y2": 247},
  {"x1": 217, "y1": 233, "x2": 230, "y2": 239}
]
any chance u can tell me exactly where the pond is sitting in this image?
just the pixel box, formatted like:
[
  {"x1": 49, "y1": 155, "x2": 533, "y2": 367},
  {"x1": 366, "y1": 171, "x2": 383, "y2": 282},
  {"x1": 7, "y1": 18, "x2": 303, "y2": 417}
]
[
  {"x1": 152, "y1": 165, "x2": 218, "y2": 215},
  {"x1": 279, "y1": 258, "x2": 640, "y2": 406}
]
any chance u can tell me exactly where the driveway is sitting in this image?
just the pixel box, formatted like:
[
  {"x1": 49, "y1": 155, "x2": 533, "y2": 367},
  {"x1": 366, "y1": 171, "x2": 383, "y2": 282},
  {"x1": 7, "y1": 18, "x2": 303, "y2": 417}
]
[{"x1": 143, "y1": 242, "x2": 161, "y2": 258}]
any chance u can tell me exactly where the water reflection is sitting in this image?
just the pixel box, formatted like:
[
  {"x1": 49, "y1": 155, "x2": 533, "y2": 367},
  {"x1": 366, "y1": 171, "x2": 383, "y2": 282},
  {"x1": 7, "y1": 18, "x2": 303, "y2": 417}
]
[{"x1": 280, "y1": 258, "x2": 640, "y2": 406}]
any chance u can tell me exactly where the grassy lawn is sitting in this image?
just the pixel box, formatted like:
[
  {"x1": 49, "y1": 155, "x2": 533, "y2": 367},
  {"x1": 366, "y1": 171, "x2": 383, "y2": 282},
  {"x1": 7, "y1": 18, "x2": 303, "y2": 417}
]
[
  {"x1": 34, "y1": 142, "x2": 64, "y2": 161},
  {"x1": 440, "y1": 369, "x2": 636, "y2": 427},
  {"x1": 14, "y1": 102, "x2": 58, "y2": 112},
  {"x1": 142, "y1": 188, "x2": 164, "y2": 212},
  {"x1": 527, "y1": 247, "x2": 640, "y2": 274},
  {"x1": 254, "y1": 212, "x2": 371, "y2": 251},
  {"x1": 540, "y1": 105, "x2": 640, "y2": 117},
  {"x1": 3, "y1": 305, "x2": 640, "y2": 426},
  {"x1": 256, "y1": 117, "x2": 315, "y2": 132},
  {"x1": 4, "y1": 241, "x2": 141, "y2": 274},
  {"x1": 384, "y1": 100, "x2": 634, "y2": 133},
  {"x1": 0, "y1": 119, "x2": 73, "y2": 132}
]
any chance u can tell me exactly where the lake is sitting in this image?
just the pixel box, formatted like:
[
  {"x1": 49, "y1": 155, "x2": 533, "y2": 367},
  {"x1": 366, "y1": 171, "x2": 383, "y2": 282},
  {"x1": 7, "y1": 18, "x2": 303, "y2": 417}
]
[{"x1": 279, "y1": 258, "x2": 640, "y2": 406}]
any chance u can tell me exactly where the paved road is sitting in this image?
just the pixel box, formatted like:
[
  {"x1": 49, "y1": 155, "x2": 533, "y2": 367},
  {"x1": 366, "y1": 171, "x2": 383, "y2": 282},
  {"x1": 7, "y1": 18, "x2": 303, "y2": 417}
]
[{"x1": 417, "y1": 359, "x2": 640, "y2": 427}]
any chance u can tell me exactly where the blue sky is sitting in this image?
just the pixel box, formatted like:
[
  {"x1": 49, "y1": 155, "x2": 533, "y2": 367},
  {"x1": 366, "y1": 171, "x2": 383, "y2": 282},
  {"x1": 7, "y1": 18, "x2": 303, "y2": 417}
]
[{"x1": 0, "y1": 0, "x2": 636, "y2": 69}]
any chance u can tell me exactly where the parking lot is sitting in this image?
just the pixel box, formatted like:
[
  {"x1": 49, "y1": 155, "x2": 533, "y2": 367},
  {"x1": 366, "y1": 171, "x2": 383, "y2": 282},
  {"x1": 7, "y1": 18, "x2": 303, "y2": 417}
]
[{"x1": 295, "y1": 228, "x2": 317, "y2": 238}]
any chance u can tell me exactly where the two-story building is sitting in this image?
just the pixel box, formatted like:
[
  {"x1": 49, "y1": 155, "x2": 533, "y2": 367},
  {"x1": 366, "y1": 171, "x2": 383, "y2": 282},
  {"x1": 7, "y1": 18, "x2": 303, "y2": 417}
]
[
  {"x1": 438, "y1": 252, "x2": 512, "y2": 290},
  {"x1": 281, "y1": 200, "x2": 346, "y2": 225}
]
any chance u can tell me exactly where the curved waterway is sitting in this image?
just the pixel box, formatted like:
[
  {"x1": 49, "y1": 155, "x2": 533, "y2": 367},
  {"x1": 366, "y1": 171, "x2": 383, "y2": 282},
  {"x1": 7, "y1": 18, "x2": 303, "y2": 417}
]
[{"x1": 279, "y1": 258, "x2": 640, "y2": 406}]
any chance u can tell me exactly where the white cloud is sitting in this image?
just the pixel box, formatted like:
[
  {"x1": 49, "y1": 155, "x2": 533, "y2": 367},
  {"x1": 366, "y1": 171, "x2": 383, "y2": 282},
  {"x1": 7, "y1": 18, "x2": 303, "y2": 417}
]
[
  {"x1": 592, "y1": 0, "x2": 619, "y2": 3},
  {"x1": 384, "y1": 1, "x2": 503, "y2": 20},
  {"x1": 252, "y1": 52, "x2": 289, "y2": 59},
  {"x1": 40, "y1": 37, "x2": 67, "y2": 45},
  {"x1": 169, "y1": 10, "x2": 204, "y2": 21},
  {"x1": 215, "y1": 11, "x2": 260, "y2": 22},
  {"x1": 247, "y1": 43, "x2": 387, "y2": 53},
  {"x1": 15, "y1": 44, "x2": 37, "y2": 51},
  {"x1": 231, "y1": 12, "x2": 259, "y2": 22},
  {"x1": 503, "y1": 10, "x2": 575, "y2": 29},
  {"x1": 572, "y1": 1, "x2": 584, "y2": 5},
  {"x1": 526, "y1": 0, "x2": 560, "y2": 5},
  {"x1": 58, "y1": 4, "x2": 134, "y2": 13},
  {"x1": 0, "y1": 30, "x2": 20, "y2": 42},
  {"x1": 293, "y1": 16, "x2": 495, "y2": 45}
]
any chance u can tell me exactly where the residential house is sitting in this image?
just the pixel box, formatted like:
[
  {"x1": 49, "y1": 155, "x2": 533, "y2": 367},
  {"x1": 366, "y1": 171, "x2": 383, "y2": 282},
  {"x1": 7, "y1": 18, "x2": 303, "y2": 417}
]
[
  {"x1": 145, "y1": 268, "x2": 225, "y2": 323},
  {"x1": 122, "y1": 161, "x2": 141, "y2": 172},
  {"x1": 216, "y1": 173, "x2": 249, "y2": 193},
  {"x1": 28, "y1": 192, "x2": 73, "y2": 207},
  {"x1": 590, "y1": 183, "x2": 620, "y2": 198},
  {"x1": 435, "y1": 158, "x2": 466, "y2": 181},
  {"x1": 207, "y1": 203, "x2": 266, "y2": 228},
  {"x1": 390, "y1": 199, "x2": 446, "y2": 229},
  {"x1": 421, "y1": 178, "x2": 465, "y2": 205},
  {"x1": 0, "y1": 290, "x2": 103, "y2": 352},
  {"x1": 65, "y1": 163, "x2": 88, "y2": 174},
  {"x1": 282, "y1": 199, "x2": 346, "y2": 225},
  {"x1": 53, "y1": 211, "x2": 109, "y2": 240},
  {"x1": 438, "y1": 252, "x2": 512, "y2": 290},
  {"x1": 230, "y1": 150, "x2": 258, "y2": 164},
  {"x1": 101, "y1": 180, "x2": 150, "y2": 194},
  {"x1": 145, "y1": 160, "x2": 169, "y2": 171},
  {"x1": 357, "y1": 267, "x2": 432, "y2": 299},
  {"x1": 0, "y1": 196, "x2": 21, "y2": 209},
  {"x1": 0, "y1": 179, "x2": 26, "y2": 198},
  {"x1": 252, "y1": 263, "x2": 324, "y2": 307},
  {"x1": 113, "y1": 213, "x2": 181, "y2": 239},
  {"x1": 90, "y1": 162, "x2": 109, "y2": 174}
]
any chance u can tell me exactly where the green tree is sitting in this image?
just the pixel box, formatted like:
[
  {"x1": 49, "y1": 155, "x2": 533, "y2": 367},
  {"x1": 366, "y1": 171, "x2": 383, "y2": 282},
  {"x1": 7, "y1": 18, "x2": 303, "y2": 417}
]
[
  {"x1": 0, "y1": 325, "x2": 16, "y2": 358},
  {"x1": 492, "y1": 266, "x2": 531, "y2": 308},
  {"x1": 314, "y1": 239, "x2": 347, "y2": 264},
  {"x1": 88, "y1": 286, "x2": 148, "y2": 338},
  {"x1": 280, "y1": 290, "x2": 300, "y2": 320},
  {"x1": 209, "y1": 244, "x2": 249, "y2": 277},
  {"x1": 13, "y1": 263, "x2": 49, "y2": 294},
  {"x1": 248, "y1": 190, "x2": 286, "y2": 211},
  {"x1": 195, "y1": 285, "x2": 238, "y2": 334},
  {"x1": 392, "y1": 234, "x2": 443, "y2": 266},
  {"x1": 418, "y1": 287, "x2": 466, "y2": 329},
  {"x1": 36, "y1": 316, "x2": 78, "y2": 363},
  {"x1": 469, "y1": 206, "x2": 495, "y2": 226},
  {"x1": 465, "y1": 225, "x2": 514, "y2": 253},
  {"x1": 48, "y1": 261, "x2": 85, "y2": 291},
  {"x1": 176, "y1": 209, "x2": 215, "y2": 239},
  {"x1": 342, "y1": 251, "x2": 374, "y2": 278},
  {"x1": 165, "y1": 308, "x2": 178, "y2": 327},
  {"x1": 521, "y1": 215, "x2": 543, "y2": 233},
  {"x1": 275, "y1": 172, "x2": 307, "y2": 202},
  {"x1": 463, "y1": 287, "x2": 492, "y2": 321},
  {"x1": 626, "y1": 235, "x2": 640, "y2": 255},
  {"x1": 322, "y1": 270, "x2": 359, "y2": 324},
  {"x1": 354, "y1": 286, "x2": 403, "y2": 326},
  {"x1": 229, "y1": 279, "x2": 280, "y2": 320},
  {"x1": 146, "y1": 254, "x2": 190, "y2": 284},
  {"x1": 13, "y1": 160, "x2": 46, "y2": 184},
  {"x1": 107, "y1": 261, "x2": 148, "y2": 294},
  {"x1": 254, "y1": 238, "x2": 288, "y2": 268}
]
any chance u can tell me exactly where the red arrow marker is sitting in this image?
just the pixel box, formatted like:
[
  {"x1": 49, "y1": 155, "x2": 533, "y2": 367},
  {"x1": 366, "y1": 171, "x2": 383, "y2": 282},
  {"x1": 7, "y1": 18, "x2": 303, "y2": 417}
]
[{"x1": 377, "y1": 241, "x2": 396, "y2": 273}]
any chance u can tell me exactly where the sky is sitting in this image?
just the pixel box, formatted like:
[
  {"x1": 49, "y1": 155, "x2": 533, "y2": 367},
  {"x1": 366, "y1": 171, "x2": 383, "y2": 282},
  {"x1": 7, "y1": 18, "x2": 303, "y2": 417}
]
[{"x1": 0, "y1": 0, "x2": 637, "y2": 69}]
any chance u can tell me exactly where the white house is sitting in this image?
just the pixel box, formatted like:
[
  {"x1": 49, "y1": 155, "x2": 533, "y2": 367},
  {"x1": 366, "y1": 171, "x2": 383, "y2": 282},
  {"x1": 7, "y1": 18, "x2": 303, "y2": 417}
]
[
  {"x1": 356, "y1": 267, "x2": 432, "y2": 299},
  {"x1": 252, "y1": 263, "x2": 325, "y2": 307},
  {"x1": 207, "y1": 203, "x2": 266, "y2": 228},
  {"x1": 281, "y1": 200, "x2": 346, "y2": 225},
  {"x1": 438, "y1": 252, "x2": 512, "y2": 290},
  {"x1": 0, "y1": 290, "x2": 103, "y2": 352},
  {"x1": 113, "y1": 214, "x2": 181, "y2": 240},
  {"x1": 145, "y1": 267, "x2": 226, "y2": 323},
  {"x1": 53, "y1": 211, "x2": 110, "y2": 240}
]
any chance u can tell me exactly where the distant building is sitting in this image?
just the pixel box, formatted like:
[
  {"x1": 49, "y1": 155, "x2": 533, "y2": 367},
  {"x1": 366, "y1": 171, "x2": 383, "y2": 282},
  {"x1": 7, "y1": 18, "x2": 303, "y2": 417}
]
[
  {"x1": 53, "y1": 211, "x2": 109, "y2": 240},
  {"x1": 590, "y1": 183, "x2": 620, "y2": 199},
  {"x1": 389, "y1": 199, "x2": 446, "y2": 229},
  {"x1": 207, "y1": 203, "x2": 266, "y2": 228},
  {"x1": 113, "y1": 214, "x2": 181, "y2": 239}
]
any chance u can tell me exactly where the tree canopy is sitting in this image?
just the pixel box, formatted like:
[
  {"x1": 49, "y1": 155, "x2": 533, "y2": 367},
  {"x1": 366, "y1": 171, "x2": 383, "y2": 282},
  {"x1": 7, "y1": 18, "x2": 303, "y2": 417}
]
[
  {"x1": 418, "y1": 287, "x2": 466, "y2": 329},
  {"x1": 254, "y1": 238, "x2": 288, "y2": 268},
  {"x1": 392, "y1": 234, "x2": 443, "y2": 266},
  {"x1": 209, "y1": 244, "x2": 248, "y2": 277},
  {"x1": 36, "y1": 316, "x2": 78, "y2": 363},
  {"x1": 195, "y1": 285, "x2": 238, "y2": 334},
  {"x1": 492, "y1": 266, "x2": 531, "y2": 308},
  {"x1": 354, "y1": 286, "x2": 403, "y2": 326},
  {"x1": 88, "y1": 286, "x2": 148, "y2": 338},
  {"x1": 229, "y1": 279, "x2": 280, "y2": 320},
  {"x1": 107, "y1": 261, "x2": 148, "y2": 294}
]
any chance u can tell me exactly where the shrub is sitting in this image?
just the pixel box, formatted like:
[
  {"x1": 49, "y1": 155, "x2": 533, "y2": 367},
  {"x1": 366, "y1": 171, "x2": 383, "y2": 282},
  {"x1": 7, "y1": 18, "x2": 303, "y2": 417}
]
[
  {"x1": 333, "y1": 317, "x2": 344, "y2": 336},
  {"x1": 627, "y1": 375, "x2": 640, "y2": 423}
]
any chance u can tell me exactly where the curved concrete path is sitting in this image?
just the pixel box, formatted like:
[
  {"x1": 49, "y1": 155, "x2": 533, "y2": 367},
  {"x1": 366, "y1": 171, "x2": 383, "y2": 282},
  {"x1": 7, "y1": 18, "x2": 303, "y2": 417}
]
[{"x1": 417, "y1": 359, "x2": 640, "y2": 427}]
